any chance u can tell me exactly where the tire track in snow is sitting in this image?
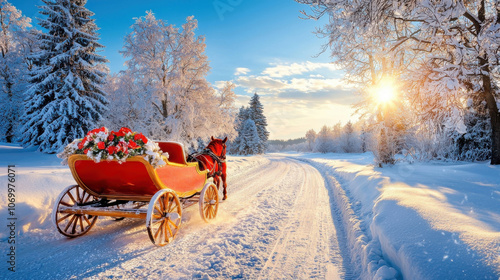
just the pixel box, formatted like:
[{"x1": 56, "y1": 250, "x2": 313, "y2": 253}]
[{"x1": 257, "y1": 159, "x2": 346, "y2": 280}]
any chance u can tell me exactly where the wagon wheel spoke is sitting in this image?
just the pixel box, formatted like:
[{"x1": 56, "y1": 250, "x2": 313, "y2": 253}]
[
  {"x1": 79, "y1": 216, "x2": 84, "y2": 232},
  {"x1": 57, "y1": 213, "x2": 72, "y2": 223},
  {"x1": 66, "y1": 192, "x2": 77, "y2": 205},
  {"x1": 71, "y1": 215, "x2": 78, "y2": 234},
  {"x1": 165, "y1": 221, "x2": 173, "y2": 240},
  {"x1": 75, "y1": 186, "x2": 81, "y2": 203},
  {"x1": 59, "y1": 201, "x2": 72, "y2": 207},
  {"x1": 154, "y1": 219, "x2": 165, "y2": 240},
  {"x1": 166, "y1": 196, "x2": 175, "y2": 213},
  {"x1": 83, "y1": 215, "x2": 91, "y2": 226},
  {"x1": 83, "y1": 193, "x2": 91, "y2": 204},
  {"x1": 154, "y1": 205, "x2": 163, "y2": 214},
  {"x1": 152, "y1": 214, "x2": 162, "y2": 220},
  {"x1": 63, "y1": 215, "x2": 76, "y2": 232},
  {"x1": 165, "y1": 194, "x2": 172, "y2": 210},
  {"x1": 167, "y1": 218, "x2": 179, "y2": 229},
  {"x1": 209, "y1": 206, "x2": 215, "y2": 219}
]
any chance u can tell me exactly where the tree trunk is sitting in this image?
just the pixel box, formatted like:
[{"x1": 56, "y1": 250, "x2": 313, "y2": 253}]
[{"x1": 482, "y1": 72, "x2": 500, "y2": 164}]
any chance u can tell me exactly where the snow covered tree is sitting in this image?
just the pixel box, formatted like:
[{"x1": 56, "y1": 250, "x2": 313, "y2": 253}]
[
  {"x1": 248, "y1": 93, "x2": 269, "y2": 153},
  {"x1": 120, "y1": 13, "x2": 236, "y2": 148},
  {"x1": 229, "y1": 93, "x2": 269, "y2": 155},
  {"x1": 298, "y1": 0, "x2": 500, "y2": 164},
  {"x1": 314, "y1": 125, "x2": 333, "y2": 153},
  {"x1": 234, "y1": 118, "x2": 261, "y2": 155},
  {"x1": 341, "y1": 121, "x2": 357, "y2": 153},
  {"x1": 452, "y1": 98, "x2": 491, "y2": 161},
  {"x1": 0, "y1": 1, "x2": 34, "y2": 142},
  {"x1": 102, "y1": 72, "x2": 148, "y2": 131},
  {"x1": 229, "y1": 106, "x2": 249, "y2": 154},
  {"x1": 305, "y1": 129, "x2": 316, "y2": 151},
  {"x1": 21, "y1": 0, "x2": 108, "y2": 153}
]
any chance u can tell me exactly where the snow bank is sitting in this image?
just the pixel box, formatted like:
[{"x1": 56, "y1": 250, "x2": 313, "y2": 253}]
[{"x1": 291, "y1": 152, "x2": 500, "y2": 280}]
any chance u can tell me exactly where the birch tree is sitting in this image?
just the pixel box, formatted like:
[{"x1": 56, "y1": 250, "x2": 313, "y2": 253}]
[
  {"x1": 120, "y1": 13, "x2": 236, "y2": 148},
  {"x1": 0, "y1": 0, "x2": 34, "y2": 142}
]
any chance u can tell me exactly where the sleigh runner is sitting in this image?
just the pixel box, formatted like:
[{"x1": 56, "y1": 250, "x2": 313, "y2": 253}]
[{"x1": 52, "y1": 141, "x2": 220, "y2": 246}]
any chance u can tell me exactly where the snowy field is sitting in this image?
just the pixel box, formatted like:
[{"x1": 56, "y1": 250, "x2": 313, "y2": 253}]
[{"x1": 1, "y1": 144, "x2": 499, "y2": 279}]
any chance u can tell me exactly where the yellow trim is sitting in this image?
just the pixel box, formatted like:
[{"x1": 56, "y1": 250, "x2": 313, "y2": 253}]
[{"x1": 68, "y1": 154, "x2": 207, "y2": 200}]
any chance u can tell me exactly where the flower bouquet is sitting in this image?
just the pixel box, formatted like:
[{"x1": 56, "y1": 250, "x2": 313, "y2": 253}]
[{"x1": 58, "y1": 127, "x2": 167, "y2": 168}]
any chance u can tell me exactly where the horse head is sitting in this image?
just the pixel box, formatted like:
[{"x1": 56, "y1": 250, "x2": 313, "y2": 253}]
[{"x1": 207, "y1": 136, "x2": 228, "y2": 160}]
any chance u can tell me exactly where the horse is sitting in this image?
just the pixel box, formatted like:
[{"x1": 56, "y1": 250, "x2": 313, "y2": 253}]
[{"x1": 187, "y1": 137, "x2": 228, "y2": 200}]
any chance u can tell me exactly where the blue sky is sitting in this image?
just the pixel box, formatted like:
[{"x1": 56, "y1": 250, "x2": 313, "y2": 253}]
[{"x1": 12, "y1": 0, "x2": 359, "y2": 140}]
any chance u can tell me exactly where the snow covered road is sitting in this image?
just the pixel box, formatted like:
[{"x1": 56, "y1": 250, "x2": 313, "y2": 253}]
[{"x1": 3, "y1": 154, "x2": 353, "y2": 279}]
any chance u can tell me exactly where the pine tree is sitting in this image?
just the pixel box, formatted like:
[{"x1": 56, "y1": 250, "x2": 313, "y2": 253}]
[
  {"x1": 229, "y1": 94, "x2": 269, "y2": 155},
  {"x1": 342, "y1": 121, "x2": 354, "y2": 153},
  {"x1": 21, "y1": 0, "x2": 108, "y2": 153},
  {"x1": 238, "y1": 119, "x2": 260, "y2": 155},
  {"x1": 248, "y1": 93, "x2": 269, "y2": 153},
  {"x1": 228, "y1": 106, "x2": 249, "y2": 154}
]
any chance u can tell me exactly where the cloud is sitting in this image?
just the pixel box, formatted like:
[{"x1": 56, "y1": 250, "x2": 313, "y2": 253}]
[
  {"x1": 231, "y1": 61, "x2": 360, "y2": 139},
  {"x1": 213, "y1": 80, "x2": 229, "y2": 89},
  {"x1": 287, "y1": 78, "x2": 350, "y2": 93},
  {"x1": 262, "y1": 61, "x2": 340, "y2": 78},
  {"x1": 278, "y1": 89, "x2": 358, "y2": 105},
  {"x1": 235, "y1": 75, "x2": 355, "y2": 104},
  {"x1": 258, "y1": 94, "x2": 358, "y2": 140},
  {"x1": 236, "y1": 75, "x2": 287, "y2": 91},
  {"x1": 234, "y1": 67, "x2": 251, "y2": 76}
]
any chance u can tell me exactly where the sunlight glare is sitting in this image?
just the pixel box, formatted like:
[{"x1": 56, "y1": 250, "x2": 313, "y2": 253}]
[{"x1": 373, "y1": 78, "x2": 397, "y2": 104}]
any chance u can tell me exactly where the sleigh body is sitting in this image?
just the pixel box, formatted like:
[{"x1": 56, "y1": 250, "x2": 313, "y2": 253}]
[{"x1": 52, "y1": 141, "x2": 220, "y2": 246}]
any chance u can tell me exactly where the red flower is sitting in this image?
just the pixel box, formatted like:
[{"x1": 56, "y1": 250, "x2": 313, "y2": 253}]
[
  {"x1": 84, "y1": 148, "x2": 90, "y2": 154},
  {"x1": 87, "y1": 127, "x2": 108, "y2": 137},
  {"x1": 107, "y1": 146, "x2": 116, "y2": 155},
  {"x1": 134, "y1": 133, "x2": 148, "y2": 144},
  {"x1": 115, "y1": 131, "x2": 125, "y2": 137},
  {"x1": 108, "y1": 133, "x2": 115, "y2": 141},
  {"x1": 117, "y1": 142, "x2": 128, "y2": 154},
  {"x1": 128, "y1": 140, "x2": 139, "y2": 149},
  {"x1": 97, "y1": 141, "x2": 105, "y2": 150},
  {"x1": 78, "y1": 140, "x2": 85, "y2": 150},
  {"x1": 88, "y1": 128, "x2": 99, "y2": 135},
  {"x1": 119, "y1": 127, "x2": 132, "y2": 135}
]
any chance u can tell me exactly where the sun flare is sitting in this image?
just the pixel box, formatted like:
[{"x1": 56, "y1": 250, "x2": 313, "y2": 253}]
[{"x1": 372, "y1": 78, "x2": 397, "y2": 104}]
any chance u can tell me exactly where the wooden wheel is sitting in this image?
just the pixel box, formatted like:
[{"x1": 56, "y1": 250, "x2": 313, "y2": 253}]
[
  {"x1": 52, "y1": 185, "x2": 98, "y2": 237},
  {"x1": 146, "y1": 189, "x2": 182, "y2": 246},
  {"x1": 199, "y1": 183, "x2": 219, "y2": 223}
]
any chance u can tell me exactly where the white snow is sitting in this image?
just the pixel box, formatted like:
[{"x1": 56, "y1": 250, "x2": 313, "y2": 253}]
[
  {"x1": 1, "y1": 145, "x2": 499, "y2": 279},
  {"x1": 288, "y1": 152, "x2": 500, "y2": 279}
]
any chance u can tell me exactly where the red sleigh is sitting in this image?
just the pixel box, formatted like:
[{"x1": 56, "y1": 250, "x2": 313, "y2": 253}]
[{"x1": 52, "y1": 141, "x2": 219, "y2": 246}]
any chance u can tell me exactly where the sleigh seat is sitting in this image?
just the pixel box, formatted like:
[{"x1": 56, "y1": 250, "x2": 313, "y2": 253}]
[{"x1": 157, "y1": 141, "x2": 188, "y2": 165}]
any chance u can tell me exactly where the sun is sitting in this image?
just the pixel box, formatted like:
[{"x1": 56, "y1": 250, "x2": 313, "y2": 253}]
[{"x1": 372, "y1": 78, "x2": 397, "y2": 105}]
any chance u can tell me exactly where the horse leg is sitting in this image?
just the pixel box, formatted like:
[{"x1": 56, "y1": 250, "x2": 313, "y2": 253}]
[
  {"x1": 222, "y1": 172, "x2": 227, "y2": 200},
  {"x1": 214, "y1": 176, "x2": 220, "y2": 190}
]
